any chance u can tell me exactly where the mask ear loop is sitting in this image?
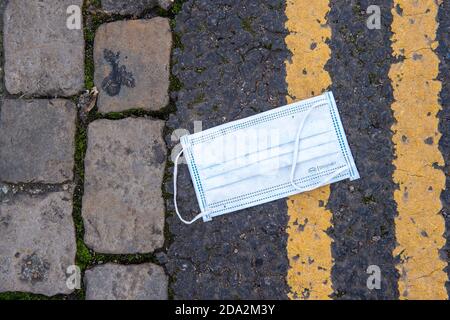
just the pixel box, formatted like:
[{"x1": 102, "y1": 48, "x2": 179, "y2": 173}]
[
  {"x1": 173, "y1": 149, "x2": 209, "y2": 224},
  {"x1": 290, "y1": 102, "x2": 350, "y2": 191}
]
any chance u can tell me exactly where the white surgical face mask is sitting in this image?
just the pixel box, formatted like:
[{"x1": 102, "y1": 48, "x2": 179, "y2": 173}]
[{"x1": 173, "y1": 92, "x2": 359, "y2": 224}]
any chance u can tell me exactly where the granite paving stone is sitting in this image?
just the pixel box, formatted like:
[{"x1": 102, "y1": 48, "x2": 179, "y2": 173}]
[
  {"x1": 101, "y1": 0, "x2": 174, "y2": 15},
  {"x1": 0, "y1": 191, "x2": 76, "y2": 296},
  {"x1": 0, "y1": 99, "x2": 77, "y2": 184},
  {"x1": 85, "y1": 263, "x2": 168, "y2": 300},
  {"x1": 3, "y1": 0, "x2": 84, "y2": 96},
  {"x1": 82, "y1": 118, "x2": 166, "y2": 254},
  {"x1": 94, "y1": 18, "x2": 171, "y2": 113}
]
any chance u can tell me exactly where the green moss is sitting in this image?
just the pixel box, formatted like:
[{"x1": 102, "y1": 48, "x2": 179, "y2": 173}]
[
  {"x1": 0, "y1": 292, "x2": 52, "y2": 300},
  {"x1": 89, "y1": 0, "x2": 102, "y2": 8},
  {"x1": 155, "y1": 6, "x2": 169, "y2": 17},
  {"x1": 99, "y1": 104, "x2": 176, "y2": 121},
  {"x1": 195, "y1": 67, "x2": 206, "y2": 74},
  {"x1": 368, "y1": 72, "x2": 377, "y2": 85},
  {"x1": 167, "y1": 275, "x2": 176, "y2": 299},
  {"x1": 74, "y1": 125, "x2": 87, "y2": 180},
  {"x1": 188, "y1": 93, "x2": 205, "y2": 107},
  {"x1": 171, "y1": 0, "x2": 184, "y2": 15},
  {"x1": 220, "y1": 55, "x2": 230, "y2": 64},
  {"x1": 83, "y1": 1, "x2": 119, "y2": 90},
  {"x1": 88, "y1": 252, "x2": 158, "y2": 265},
  {"x1": 84, "y1": 61, "x2": 95, "y2": 90},
  {"x1": 263, "y1": 43, "x2": 273, "y2": 50},
  {"x1": 363, "y1": 195, "x2": 376, "y2": 204},
  {"x1": 76, "y1": 240, "x2": 93, "y2": 270},
  {"x1": 105, "y1": 109, "x2": 148, "y2": 119},
  {"x1": 267, "y1": 1, "x2": 283, "y2": 10},
  {"x1": 172, "y1": 32, "x2": 184, "y2": 50},
  {"x1": 241, "y1": 17, "x2": 255, "y2": 35},
  {"x1": 170, "y1": 74, "x2": 184, "y2": 92},
  {"x1": 352, "y1": 3, "x2": 362, "y2": 15}
]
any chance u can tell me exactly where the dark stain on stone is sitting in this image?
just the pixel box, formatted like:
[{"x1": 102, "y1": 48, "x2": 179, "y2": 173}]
[
  {"x1": 301, "y1": 288, "x2": 311, "y2": 299},
  {"x1": 424, "y1": 137, "x2": 434, "y2": 145},
  {"x1": 20, "y1": 253, "x2": 49, "y2": 283},
  {"x1": 395, "y1": 3, "x2": 403, "y2": 16},
  {"x1": 152, "y1": 224, "x2": 163, "y2": 236},
  {"x1": 0, "y1": 213, "x2": 11, "y2": 229},
  {"x1": 41, "y1": 200, "x2": 64, "y2": 223},
  {"x1": 151, "y1": 143, "x2": 166, "y2": 165},
  {"x1": 412, "y1": 53, "x2": 423, "y2": 60},
  {"x1": 102, "y1": 49, "x2": 136, "y2": 97},
  {"x1": 298, "y1": 218, "x2": 308, "y2": 232},
  {"x1": 125, "y1": 147, "x2": 134, "y2": 155},
  {"x1": 402, "y1": 135, "x2": 408, "y2": 143}
]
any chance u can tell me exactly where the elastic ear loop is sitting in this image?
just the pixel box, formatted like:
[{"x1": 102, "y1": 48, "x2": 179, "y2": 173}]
[
  {"x1": 290, "y1": 102, "x2": 350, "y2": 191},
  {"x1": 173, "y1": 149, "x2": 209, "y2": 224}
]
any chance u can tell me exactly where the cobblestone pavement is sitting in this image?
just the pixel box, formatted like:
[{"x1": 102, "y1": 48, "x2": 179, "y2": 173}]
[{"x1": 0, "y1": 0, "x2": 449, "y2": 300}]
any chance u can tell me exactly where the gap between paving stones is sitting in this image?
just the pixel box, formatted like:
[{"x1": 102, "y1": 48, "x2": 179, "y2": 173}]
[
  {"x1": 71, "y1": 0, "x2": 183, "y2": 300},
  {"x1": 0, "y1": 0, "x2": 184, "y2": 300}
]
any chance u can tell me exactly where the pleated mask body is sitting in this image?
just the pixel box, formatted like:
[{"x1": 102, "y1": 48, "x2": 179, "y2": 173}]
[{"x1": 179, "y1": 92, "x2": 359, "y2": 222}]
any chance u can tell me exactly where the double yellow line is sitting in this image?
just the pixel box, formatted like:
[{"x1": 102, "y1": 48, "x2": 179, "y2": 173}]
[{"x1": 285, "y1": 0, "x2": 448, "y2": 299}]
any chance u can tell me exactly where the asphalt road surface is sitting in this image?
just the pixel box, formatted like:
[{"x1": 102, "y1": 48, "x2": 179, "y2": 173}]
[{"x1": 165, "y1": 0, "x2": 450, "y2": 300}]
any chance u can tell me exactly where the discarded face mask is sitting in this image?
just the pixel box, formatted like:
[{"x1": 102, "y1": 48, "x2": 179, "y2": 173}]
[{"x1": 173, "y1": 92, "x2": 359, "y2": 224}]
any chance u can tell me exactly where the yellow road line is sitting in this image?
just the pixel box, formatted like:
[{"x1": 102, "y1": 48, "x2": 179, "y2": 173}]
[
  {"x1": 285, "y1": 0, "x2": 333, "y2": 300},
  {"x1": 390, "y1": 0, "x2": 448, "y2": 299}
]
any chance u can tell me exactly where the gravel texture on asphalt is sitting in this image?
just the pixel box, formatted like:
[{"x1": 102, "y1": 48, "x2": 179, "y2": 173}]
[
  {"x1": 326, "y1": 0, "x2": 399, "y2": 299},
  {"x1": 165, "y1": 0, "x2": 291, "y2": 299},
  {"x1": 437, "y1": 0, "x2": 450, "y2": 297}
]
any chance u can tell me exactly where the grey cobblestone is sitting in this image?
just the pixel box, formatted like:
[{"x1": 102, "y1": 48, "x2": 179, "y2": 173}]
[
  {"x1": 85, "y1": 263, "x2": 168, "y2": 300},
  {"x1": 0, "y1": 99, "x2": 76, "y2": 184},
  {"x1": 0, "y1": 191, "x2": 76, "y2": 296},
  {"x1": 94, "y1": 18, "x2": 171, "y2": 113},
  {"x1": 101, "y1": 0, "x2": 174, "y2": 15},
  {"x1": 82, "y1": 118, "x2": 166, "y2": 254},
  {"x1": 3, "y1": 0, "x2": 84, "y2": 96}
]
